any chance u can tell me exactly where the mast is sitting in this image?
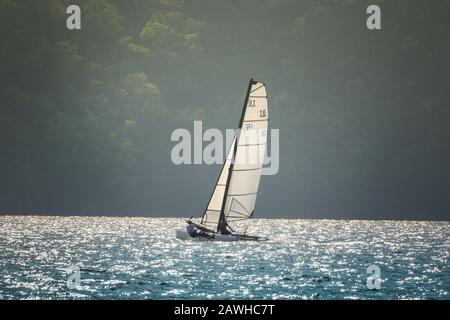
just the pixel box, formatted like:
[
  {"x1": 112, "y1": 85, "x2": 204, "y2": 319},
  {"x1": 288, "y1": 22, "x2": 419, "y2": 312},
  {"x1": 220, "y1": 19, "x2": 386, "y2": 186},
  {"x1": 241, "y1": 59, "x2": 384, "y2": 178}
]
[{"x1": 218, "y1": 78, "x2": 256, "y2": 227}]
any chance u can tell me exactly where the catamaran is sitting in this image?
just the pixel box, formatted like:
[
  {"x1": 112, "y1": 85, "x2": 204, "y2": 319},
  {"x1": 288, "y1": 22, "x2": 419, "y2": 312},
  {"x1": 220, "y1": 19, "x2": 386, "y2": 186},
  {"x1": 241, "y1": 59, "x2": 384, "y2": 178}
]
[{"x1": 176, "y1": 78, "x2": 269, "y2": 241}]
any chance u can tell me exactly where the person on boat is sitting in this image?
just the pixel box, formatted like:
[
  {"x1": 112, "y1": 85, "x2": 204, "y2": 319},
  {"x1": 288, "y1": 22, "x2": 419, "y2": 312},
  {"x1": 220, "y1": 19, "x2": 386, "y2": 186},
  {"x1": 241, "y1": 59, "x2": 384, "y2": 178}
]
[
  {"x1": 186, "y1": 221, "x2": 198, "y2": 237},
  {"x1": 217, "y1": 220, "x2": 232, "y2": 235}
]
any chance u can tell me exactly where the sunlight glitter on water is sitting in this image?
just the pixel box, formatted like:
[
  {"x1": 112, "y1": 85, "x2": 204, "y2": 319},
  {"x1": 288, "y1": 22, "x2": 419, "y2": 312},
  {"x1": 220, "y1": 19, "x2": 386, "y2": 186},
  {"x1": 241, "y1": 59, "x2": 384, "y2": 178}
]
[{"x1": 0, "y1": 216, "x2": 448, "y2": 299}]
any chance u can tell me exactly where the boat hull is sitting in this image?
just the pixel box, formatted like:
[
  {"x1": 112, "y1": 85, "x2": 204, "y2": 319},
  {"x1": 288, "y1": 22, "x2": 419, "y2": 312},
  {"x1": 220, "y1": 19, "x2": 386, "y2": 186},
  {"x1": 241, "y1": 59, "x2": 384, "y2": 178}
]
[
  {"x1": 175, "y1": 230, "x2": 268, "y2": 242},
  {"x1": 176, "y1": 229, "x2": 239, "y2": 241}
]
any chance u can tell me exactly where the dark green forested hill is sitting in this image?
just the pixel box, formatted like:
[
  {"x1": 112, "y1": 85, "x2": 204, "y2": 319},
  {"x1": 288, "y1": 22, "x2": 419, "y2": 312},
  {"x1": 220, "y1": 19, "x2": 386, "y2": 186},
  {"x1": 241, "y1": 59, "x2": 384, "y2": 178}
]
[{"x1": 1, "y1": 0, "x2": 449, "y2": 219}]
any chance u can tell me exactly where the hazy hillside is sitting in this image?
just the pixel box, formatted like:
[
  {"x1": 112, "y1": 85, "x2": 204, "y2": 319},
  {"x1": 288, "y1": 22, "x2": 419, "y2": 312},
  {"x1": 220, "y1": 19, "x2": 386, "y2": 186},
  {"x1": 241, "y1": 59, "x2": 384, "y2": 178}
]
[{"x1": 1, "y1": 0, "x2": 449, "y2": 220}]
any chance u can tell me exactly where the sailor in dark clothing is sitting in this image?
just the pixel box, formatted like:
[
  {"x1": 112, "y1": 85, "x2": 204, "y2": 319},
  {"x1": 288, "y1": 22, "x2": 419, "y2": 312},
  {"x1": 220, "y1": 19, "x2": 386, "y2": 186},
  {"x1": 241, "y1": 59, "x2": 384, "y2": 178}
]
[
  {"x1": 186, "y1": 221, "x2": 198, "y2": 237},
  {"x1": 217, "y1": 220, "x2": 232, "y2": 235}
]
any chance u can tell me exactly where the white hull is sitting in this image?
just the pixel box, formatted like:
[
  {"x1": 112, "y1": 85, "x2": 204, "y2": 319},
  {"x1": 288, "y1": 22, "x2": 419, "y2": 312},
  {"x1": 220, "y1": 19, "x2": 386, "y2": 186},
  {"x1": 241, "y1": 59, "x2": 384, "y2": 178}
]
[
  {"x1": 176, "y1": 229, "x2": 268, "y2": 242},
  {"x1": 176, "y1": 230, "x2": 239, "y2": 242}
]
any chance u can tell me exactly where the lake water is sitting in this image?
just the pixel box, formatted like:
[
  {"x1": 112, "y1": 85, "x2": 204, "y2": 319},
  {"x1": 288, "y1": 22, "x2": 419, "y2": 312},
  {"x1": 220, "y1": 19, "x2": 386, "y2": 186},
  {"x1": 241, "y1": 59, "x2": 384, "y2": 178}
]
[{"x1": 0, "y1": 216, "x2": 448, "y2": 299}]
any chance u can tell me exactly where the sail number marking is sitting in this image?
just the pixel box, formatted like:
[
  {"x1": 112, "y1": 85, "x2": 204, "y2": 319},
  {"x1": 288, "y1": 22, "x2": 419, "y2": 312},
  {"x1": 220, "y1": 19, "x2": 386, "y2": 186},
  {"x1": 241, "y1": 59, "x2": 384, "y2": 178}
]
[
  {"x1": 248, "y1": 99, "x2": 256, "y2": 107},
  {"x1": 260, "y1": 109, "x2": 266, "y2": 118}
]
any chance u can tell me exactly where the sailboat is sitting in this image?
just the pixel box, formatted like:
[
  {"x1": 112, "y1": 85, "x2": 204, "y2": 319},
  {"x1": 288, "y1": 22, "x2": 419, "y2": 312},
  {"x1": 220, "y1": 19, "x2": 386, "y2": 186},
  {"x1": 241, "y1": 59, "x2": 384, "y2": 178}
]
[{"x1": 176, "y1": 78, "x2": 269, "y2": 241}]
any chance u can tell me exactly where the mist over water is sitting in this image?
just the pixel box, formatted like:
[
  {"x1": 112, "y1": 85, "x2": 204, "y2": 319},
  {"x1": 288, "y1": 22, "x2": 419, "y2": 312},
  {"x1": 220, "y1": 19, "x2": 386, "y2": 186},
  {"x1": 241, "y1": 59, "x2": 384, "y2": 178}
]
[{"x1": 0, "y1": 216, "x2": 448, "y2": 300}]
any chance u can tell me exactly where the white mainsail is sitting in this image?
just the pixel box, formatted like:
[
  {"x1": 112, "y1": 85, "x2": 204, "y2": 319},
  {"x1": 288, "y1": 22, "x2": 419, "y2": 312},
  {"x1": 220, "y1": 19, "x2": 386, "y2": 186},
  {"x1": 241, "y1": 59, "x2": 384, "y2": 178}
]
[
  {"x1": 223, "y1": 80, "x2": 268, "y2": 224},
  {"x1": 201, "y1": 79, "x2": 268, "y2": 231}
]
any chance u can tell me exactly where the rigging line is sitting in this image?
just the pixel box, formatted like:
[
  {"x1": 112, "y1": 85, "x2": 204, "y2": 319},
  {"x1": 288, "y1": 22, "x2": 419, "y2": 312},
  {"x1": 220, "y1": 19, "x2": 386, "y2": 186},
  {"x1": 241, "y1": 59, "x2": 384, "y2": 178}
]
[
  {"x1": 226, "y1": 217, "x2": 251, "y2": 222},
  {"x1": 227, "y1": 209, "x2": 250, "y2": 217},
  {"x1": 251, "y1": 84, "x2": 264, "y2": 93},
  {"x1": 238, "y1": 143, "x2": 267, "y2": 147},
  {"x1": 233, "y1": 168, "x2": 261, "y2": 172},
  {"x1": 228, "y1": 192, "x2": 258, "y2": 197},
  {"x1": 243, "y1": 118, "x2": 269, "y2": 122},
  {"x1": 232, "y1": 197, "x2": 251, "y2": 215}
]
